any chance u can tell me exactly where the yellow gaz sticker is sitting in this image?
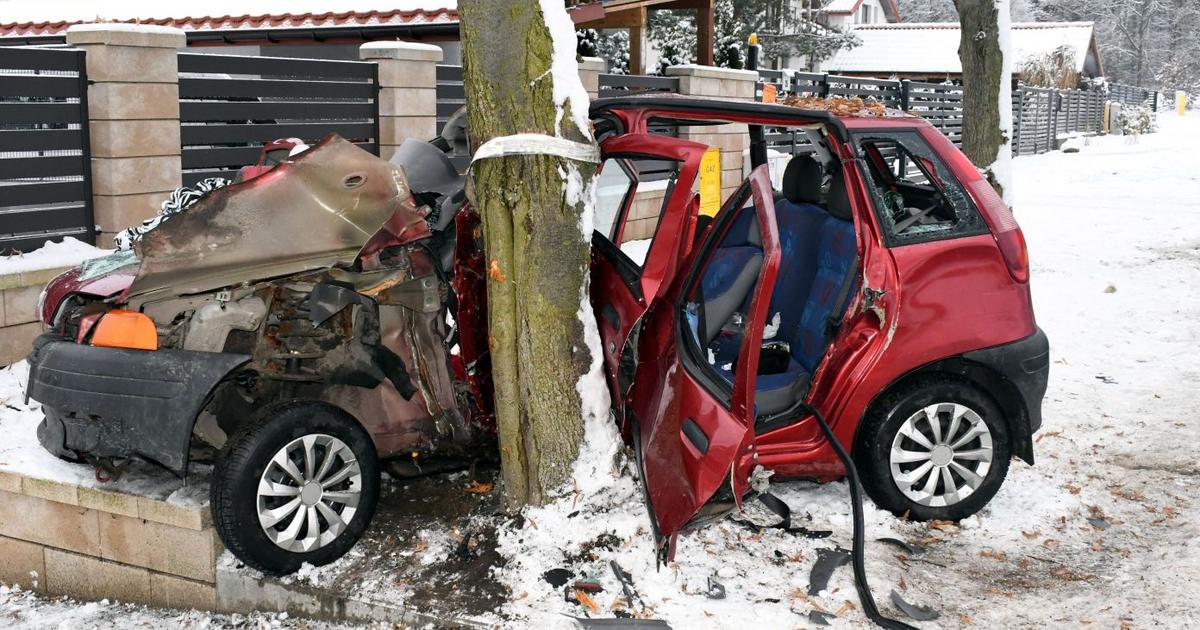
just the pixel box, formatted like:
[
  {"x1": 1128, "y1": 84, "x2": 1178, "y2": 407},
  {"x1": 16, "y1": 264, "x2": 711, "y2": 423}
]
[{"x1": 699, "y1": 147, "x2": 721, "y2": 217}]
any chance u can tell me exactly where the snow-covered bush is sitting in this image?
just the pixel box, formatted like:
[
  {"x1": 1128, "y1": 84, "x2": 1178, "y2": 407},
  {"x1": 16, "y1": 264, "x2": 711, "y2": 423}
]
[{"x1": 1114, "y1": 104, "x2": 1157, "y2": 135}]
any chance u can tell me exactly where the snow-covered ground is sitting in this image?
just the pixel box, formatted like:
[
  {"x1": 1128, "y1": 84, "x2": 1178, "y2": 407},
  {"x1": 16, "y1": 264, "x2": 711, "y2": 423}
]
[{"x1": 2, "y1": 113, "x2": 1198, "y2": 628}]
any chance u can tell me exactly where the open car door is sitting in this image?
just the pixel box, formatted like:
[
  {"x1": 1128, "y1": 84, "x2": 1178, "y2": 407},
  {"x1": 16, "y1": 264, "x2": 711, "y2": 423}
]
[
  {"x1": 590, "y1": 134, "x2": 708, "y2": 410},
  {"x1": 627, "y1": 165, "x2": 780, "y2": 556}
]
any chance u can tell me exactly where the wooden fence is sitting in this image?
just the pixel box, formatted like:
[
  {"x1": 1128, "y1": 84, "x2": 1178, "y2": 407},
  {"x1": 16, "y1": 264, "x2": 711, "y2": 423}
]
[
  {"x1": 0, "y1": 46, "x2": 94, "y2": 252},
  {"x1": 178, "y1": 53, "x2": 379, "y2": 186}
]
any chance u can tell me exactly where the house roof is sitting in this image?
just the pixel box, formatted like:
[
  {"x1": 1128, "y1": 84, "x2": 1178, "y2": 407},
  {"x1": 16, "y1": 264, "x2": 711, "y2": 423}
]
[
  {"x1": 819, "y1": 0, "x2": 901, "y2": 22},
  {"x1": 824, "y1": 21, "x2": 1101, "y2": 76},
  {"x1": 0, "y1": 1, "x2": 458, "y2": 39}
]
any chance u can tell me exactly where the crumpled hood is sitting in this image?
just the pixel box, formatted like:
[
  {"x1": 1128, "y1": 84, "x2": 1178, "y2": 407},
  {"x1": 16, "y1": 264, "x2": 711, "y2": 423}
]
[{"x1": 126, "y1": 135, "x2": 428, "y2": 301}]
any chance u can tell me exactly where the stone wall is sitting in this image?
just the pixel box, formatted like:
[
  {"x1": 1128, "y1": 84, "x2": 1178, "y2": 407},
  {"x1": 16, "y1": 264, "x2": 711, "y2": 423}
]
[{"x1": 0, "y1": 469, "x2": 220, "y2": 610}]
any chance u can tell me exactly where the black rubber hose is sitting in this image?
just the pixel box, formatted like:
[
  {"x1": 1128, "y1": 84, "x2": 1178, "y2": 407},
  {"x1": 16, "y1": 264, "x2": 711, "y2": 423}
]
[{"x1": 804, "y1": 403, "x2": 918, "y2": 630}]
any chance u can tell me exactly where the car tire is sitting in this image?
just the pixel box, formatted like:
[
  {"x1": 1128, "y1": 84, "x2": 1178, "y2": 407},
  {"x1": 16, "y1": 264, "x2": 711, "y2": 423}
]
[
  {"x1": 854, "y1": 376, "x2": 1011, "y2": 521},
  {"x1": 210, "y1": 401, "x2": 380, "y2": 575}
]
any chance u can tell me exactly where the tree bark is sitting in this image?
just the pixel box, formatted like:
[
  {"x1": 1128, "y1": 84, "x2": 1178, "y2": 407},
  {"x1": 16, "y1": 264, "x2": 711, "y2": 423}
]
[
  {"x1": 955, "y1": 0, "x2": 1012, "y2": 201},
  {"x1": 459, "y1": 0, "x2": 597, "y2": 506}
]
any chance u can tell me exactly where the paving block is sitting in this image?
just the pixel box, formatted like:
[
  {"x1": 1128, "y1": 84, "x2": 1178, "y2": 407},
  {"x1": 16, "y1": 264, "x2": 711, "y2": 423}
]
[
  {"x1": 0, "y1": 321, "x2": 42, "y2": 366},
  {"x1": 99, "y1": 513, "x2": 220, "y2": 582},
  {"x1": 0, "y1": 470, "x2": 21, "y2": 493},
  {"x1": 137, "y1": 495, "x2": 209, "y2": 530},
  {"x1": 21, "y1": 476, "x2": 80, "y2": 506},
  {"x1": 0, "y1": 535, "x2": 46, "y2": 591},
  {"x1": 2, "y1": 284, "x2": 41, "y2": 327},
  {"x1": 151, "y1": 572, "x2": 218, "y2": 611},
  {"x1": 79, "y1": 486, "x2": 140, "y2": 519},
  {"x1": 0, "y1": 490, "x2": 100, "y2": 556},
  {"x1": 44, "y1": 548, "x2": 152, "y2": 605}
]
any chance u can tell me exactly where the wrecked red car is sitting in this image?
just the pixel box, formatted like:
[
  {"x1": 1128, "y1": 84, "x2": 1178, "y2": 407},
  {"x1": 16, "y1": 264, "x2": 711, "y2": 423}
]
[{"x1": 27, "y1": 95, "x2": 1048, "y2": 575}]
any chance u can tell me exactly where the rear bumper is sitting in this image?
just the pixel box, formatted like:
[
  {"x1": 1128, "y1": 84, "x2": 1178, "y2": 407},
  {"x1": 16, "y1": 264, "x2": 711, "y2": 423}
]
[
  {"x1": 964, "y1": 327, "x2": 1049, "y2": 463},
  {"x1": 26, "y1": 334, "x2": 249, "y2": 474}
]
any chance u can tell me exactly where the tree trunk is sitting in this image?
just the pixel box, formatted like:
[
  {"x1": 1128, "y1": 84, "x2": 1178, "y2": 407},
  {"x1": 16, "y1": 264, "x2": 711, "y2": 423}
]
[
  {"x1": 459, "y1": 0, "x2": 598, "y2": 506},
  {"x1": 954, "y1": 0, "x2": 1013, "y2": 202}
]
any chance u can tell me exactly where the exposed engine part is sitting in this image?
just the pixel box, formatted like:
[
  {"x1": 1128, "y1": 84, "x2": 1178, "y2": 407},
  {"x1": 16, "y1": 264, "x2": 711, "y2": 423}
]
[{"x1": 183, "y1": 296, "x2": 267, "y2": 352}]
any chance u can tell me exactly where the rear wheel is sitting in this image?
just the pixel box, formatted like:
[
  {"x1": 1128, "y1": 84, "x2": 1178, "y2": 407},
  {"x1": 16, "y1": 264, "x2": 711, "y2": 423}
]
[
  {"x1": 854, "y1": 377, "x2": 1011, "y2": 521},
  {"x1": 210, "y1": 401, "x2": 380, "y2": 575}
]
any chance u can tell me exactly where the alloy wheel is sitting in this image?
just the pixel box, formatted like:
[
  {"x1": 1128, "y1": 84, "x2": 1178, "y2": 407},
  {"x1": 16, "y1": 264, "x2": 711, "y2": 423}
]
[
  {"x1": 256, "y1": 434, "x2": 362, "y2": 552},
  {"x1": 888, "y1": 402, "x2": 994, "y2": 508}
]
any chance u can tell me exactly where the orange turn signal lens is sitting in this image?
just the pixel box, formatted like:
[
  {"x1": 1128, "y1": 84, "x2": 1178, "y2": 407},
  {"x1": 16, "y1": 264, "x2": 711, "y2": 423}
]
[{"x1": 90, "y1": 310, "x2": 158, "y2": 351}]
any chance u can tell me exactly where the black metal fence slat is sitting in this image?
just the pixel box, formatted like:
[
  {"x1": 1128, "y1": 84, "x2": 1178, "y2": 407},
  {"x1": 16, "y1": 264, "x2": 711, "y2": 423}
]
[
  {"x1": 0, "y1": 46, "x2": 83, "y2": 71},
  {"x1": 0, "y1": 128, "x2": 84, "y2": 152},
  {"x1": 0, "y1": 155, "x2": 84, "y2": 179},
  {"x1": 0, "y1": 102, "x2": 83, "y2": 124},
  {"x1": 178, "y1": 52, "x2": 375, "y2": 79},
  {"x1": 180, "y1": 100, "x2": 375, "y2": 122},
  {"x1": 178, "y1": 77, "x2": 375, "y2": 99},
  {"x1": 0, "y1": 204, "x2": 90, "y2": 236},
  {"x1": 181, "y1": 122, "x2": 375, "y2": 145},
  {"x1": 0, "y1": 180, "x2": 87, "y2": 206},
  {"x1": 0, "y1": 75, "x2": 81, "y2": 98}
]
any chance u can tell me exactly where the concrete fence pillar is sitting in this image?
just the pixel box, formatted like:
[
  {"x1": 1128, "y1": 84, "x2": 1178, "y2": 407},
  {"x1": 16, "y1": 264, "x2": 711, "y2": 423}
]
[
  {"x1": 578, "y1": 57, "x2": 607, "y2": 100},
  {"x1": 666, "y1": 64, "x2": 758, "y2": 199},
  {"x1": 64, "y1": 24, "x2": 186, "y2": 245},
  {"x1": 360, "y1": 41, "x2": 442, "y2": 161}
]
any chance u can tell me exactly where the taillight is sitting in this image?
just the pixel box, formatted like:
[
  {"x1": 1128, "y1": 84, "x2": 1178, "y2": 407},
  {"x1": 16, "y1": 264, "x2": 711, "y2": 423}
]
[{"x1": 963, "y1": 178, "x2": 1029, "y2": 284}]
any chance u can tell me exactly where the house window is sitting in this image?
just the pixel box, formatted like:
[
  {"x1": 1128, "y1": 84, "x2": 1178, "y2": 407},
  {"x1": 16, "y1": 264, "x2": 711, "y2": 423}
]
[{"x1": 858, "y1": 5, "x2": 873, "y2": 24}]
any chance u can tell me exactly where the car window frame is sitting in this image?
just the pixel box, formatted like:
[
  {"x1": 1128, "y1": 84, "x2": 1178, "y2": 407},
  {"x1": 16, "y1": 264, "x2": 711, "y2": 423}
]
[{"x1": 851, "y1": 129, "x2": 988, "y2": 248}]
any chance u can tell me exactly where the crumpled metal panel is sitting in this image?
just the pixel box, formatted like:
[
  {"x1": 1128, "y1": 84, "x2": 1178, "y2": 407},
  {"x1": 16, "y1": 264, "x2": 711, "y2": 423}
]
[{"x1": 127, "y1": 135, "x2": 426, "y2": 300}]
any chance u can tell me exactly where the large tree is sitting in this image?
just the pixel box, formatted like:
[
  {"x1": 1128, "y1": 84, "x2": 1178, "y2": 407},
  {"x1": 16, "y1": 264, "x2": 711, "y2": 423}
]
[
  {"x1": 459, "y1": 0, "x2": 601, "y2": 506},
  {"x1": 954, "y1": 0, "x2": 1014, "y2": 202}
]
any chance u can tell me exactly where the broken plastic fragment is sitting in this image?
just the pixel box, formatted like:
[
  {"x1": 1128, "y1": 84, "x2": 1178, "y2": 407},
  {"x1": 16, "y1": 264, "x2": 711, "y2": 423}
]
[
  {"x1": 808, "y1": 610, "x2": 835, "y2": 626},
  {"x1": 543, "y1": 567, "x2": 574, "y2": 588},
  {"x1": 876, "y1": 537, "x2": 926, "y2": 555},
  {"x1": 705, "y1": 576, "x2": 726, "y2": 600},
  {"x1": 807, "y1": 548, "x2": 851, "y2": 596},
  {"x1": 890, "y1": 589, "x2": 940, "y2": 621}
]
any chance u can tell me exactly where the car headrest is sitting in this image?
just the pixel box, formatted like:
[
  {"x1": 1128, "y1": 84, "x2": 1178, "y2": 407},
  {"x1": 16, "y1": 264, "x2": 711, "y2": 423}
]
[
  {"x1": 826, "y1": 171, "x2": 853, "y2": 221},
  {"x1": 782, "y1": 155, "x2": 823, "y2": 205}
]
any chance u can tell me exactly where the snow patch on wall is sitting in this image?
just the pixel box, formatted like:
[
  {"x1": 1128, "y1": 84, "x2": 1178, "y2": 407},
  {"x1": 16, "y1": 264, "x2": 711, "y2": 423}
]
[{"x1": 0, "y1": 237, "x2": 111, "y2": 277}]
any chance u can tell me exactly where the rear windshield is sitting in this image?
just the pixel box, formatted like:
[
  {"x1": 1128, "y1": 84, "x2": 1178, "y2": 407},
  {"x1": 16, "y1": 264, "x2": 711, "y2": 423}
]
[{"x1": 852, "y1": 130, "x2": 986, "y2": 245}]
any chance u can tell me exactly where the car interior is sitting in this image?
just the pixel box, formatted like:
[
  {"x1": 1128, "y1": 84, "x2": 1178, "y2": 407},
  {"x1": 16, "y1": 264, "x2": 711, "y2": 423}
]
[{"x1": 684, "y1": 150, "x2": 858, "y2": 423}]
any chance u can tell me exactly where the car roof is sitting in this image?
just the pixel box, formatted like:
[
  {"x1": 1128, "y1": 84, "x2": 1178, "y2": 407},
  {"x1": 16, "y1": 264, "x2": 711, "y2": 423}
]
[{"x1": 589, "y1": 93, "x2": 924, "y2": 131}]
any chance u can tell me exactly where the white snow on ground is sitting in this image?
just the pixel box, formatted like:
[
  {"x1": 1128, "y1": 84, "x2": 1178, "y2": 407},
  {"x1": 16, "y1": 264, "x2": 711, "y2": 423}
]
[
  {"x1": 0, "y1": 237, "x2": 110, "y2": 276},
  {"x1": 2, "y1": 114, "x2": 1198, "y2": 628},
  {"x1": 493, "y1": 112, "x2": 1200, "y2": 628}
]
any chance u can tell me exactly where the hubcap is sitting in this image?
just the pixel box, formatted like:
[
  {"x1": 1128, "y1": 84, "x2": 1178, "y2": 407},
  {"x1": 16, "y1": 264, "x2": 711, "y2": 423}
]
[
  {"x1": 889, "y1": 402, "x2": 993, "y2": 508},
  {"x1": 256, "y1": 434, "x2": 362, "y2": 553}
]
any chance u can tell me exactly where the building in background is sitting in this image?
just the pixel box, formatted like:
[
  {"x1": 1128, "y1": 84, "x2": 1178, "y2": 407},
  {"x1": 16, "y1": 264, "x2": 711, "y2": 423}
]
[{"x1": 824, "y1": 21, "x2": 1103, "y2": 84}]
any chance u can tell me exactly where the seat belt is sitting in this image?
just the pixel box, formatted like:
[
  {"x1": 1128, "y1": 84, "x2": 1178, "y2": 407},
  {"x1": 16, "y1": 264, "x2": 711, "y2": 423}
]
[{"x1": 825, "y1": 253, "x2": 860, "y2": 339}]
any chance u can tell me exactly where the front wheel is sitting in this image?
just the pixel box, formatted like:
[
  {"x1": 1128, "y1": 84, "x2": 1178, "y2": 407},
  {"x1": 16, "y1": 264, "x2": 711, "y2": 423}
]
[
  {"x1": 854, "y1": 377, "x2": 1011, "y2": 521},
  {"x1": 210, "y1": 401, "x2": 380, "y2": 575}
]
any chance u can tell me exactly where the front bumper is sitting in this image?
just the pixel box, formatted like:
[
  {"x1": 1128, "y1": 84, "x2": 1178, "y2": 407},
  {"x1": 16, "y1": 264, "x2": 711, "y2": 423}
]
[
  {"x1": 26, "y1": 334, "x2": 249, "y2": 474},
  {"x1": 963, "y1": 327, "x2": 1050, "y2": 463}
]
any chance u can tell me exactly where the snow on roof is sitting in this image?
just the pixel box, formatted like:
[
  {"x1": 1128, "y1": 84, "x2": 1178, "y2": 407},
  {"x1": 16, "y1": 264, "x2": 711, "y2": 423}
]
[
  {"x1": 0, "y1": 1, "x2": 458, "y2": 37},
  {"x1": 825, "y1": 22, "x2": 1097, "y2": 76},
  {"x1": 818, "y1": 0, "x2": 900, "y2": 20}
]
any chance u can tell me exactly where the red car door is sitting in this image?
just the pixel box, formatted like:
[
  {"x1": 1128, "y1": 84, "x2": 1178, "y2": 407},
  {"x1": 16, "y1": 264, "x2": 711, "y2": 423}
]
[
  {"x1": 590, "y1": 134, "x2": 708, "y2": 408},
  {"x1": 627, "y1": 165, "x2": 780, "y2": 555}
]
